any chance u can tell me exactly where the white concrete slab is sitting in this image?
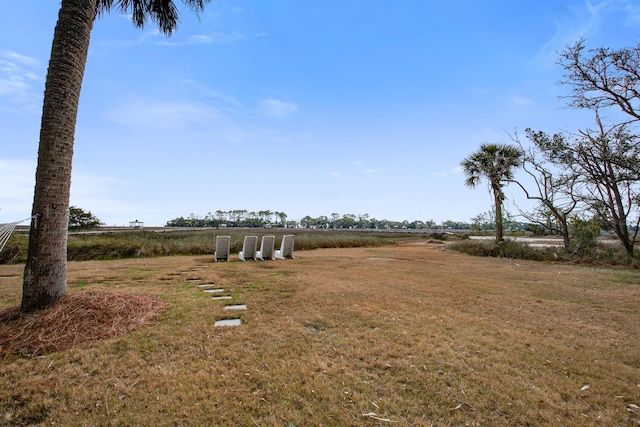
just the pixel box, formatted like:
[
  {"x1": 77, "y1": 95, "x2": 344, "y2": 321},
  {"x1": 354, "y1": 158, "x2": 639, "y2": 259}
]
[{"x1": 214, "y1": 318, "x2": 242, "y2": 327}]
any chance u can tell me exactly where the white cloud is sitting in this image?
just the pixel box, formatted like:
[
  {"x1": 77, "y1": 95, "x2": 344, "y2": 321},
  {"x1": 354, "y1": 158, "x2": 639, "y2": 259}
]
[
  {"x1": 208, "y1": 31, "x2": 244, "y2": 43},
  {"x1": 0, "y1": 74, "x2": 31, "y2": 97},
  {"x1": 258, "y1": 98, "x2": 299, "y2": 118},
  {"x1": 105, "y1": 98, "x2": 231, "y2": 130},
  {"x1": 0, "y1": 51, "x2": 43, "y2": 106},
  {"x1": 157, "y1": 31, "x2": 245, "y2": 47},
  {"x1": 2, "y1": 50, "x2": 41, "y2": 68},
  {"x1": 529, "y1": 0, "x2": 607, "y2": 69},
  {"x1": 181, "y1": 80, "x2": 244, "y2": 112},
  {"x1": 0, "y1": 158, "x2": 35, "y2": 220},
  {"x1": 432, "y1": 166, "x2": 464, "y2": 177},
  {"x1": 189, "y1": 35, "x2": 214, "y2": 44},
  {"x1": 0, "y1": 158, "x2": 34, "y2": 197},
  {"x1": 532, "y1": 0, "x2": 640, "y2": 59},
  {"x1": 101, "y1": 95, "x2": 274, "y2": 146},
  {"x1": 69, "y1": 170, "x2": 136, "y2": 224},
  {"x1": 187, "y1": 31, "x2": 244, "y2": 44},
  {"x1": 361, "y1": 168, "x2": 377, "y2": 175},
  {"x1": 0, "y1": 159, "x2": 143, "y2": 225}
]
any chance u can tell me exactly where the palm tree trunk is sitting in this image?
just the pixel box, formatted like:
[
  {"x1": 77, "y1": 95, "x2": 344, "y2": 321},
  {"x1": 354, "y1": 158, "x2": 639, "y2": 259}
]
[
  {"x1": 21, "y1": 0, "x2": 96, "y2": 312},
  {"x1": 494, "y1": 190, "x2": 504, "y2": 243}
]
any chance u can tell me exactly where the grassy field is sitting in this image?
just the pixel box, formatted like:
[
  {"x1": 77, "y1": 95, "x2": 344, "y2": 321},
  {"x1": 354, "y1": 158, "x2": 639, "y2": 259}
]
[
  {"x1": 1, "y1": 242, "x2": 640, "y2": 425},
  {"x1": 0, "y1": 229, "x2": 422, "y2": 264}
]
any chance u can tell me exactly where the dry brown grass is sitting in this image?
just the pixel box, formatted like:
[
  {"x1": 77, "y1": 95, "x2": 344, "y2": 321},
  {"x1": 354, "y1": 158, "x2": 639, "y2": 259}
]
[{"x1": 1, "y1": 243, "x2": 640, "y2": 426}]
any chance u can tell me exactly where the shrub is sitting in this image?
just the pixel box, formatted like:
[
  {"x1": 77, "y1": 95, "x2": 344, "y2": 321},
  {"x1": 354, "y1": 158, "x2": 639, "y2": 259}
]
[
  {"x1": 0, "y1": 233, "x2": 28, "y2": 264},
  {"x1": 568, "y1": 217, "x2": 600, "y2": 255},
  {"x1": 448, "y1": 237, "x2": 639, "y2": 267},
  {"x1": 448, "y1": 239, "x2": 559, "y2": 262}
]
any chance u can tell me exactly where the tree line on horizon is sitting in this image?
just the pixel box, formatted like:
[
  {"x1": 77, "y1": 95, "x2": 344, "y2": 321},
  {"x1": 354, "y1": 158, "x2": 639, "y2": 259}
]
[{"x1": 164, "y1": 210, "x2": 531, "y2": 231}]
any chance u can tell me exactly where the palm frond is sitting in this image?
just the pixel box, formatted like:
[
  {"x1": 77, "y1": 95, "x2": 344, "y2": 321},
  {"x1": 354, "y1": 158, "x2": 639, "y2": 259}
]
[{"x1": 96, "y1": 0, "x2": 210, "y2": 35}]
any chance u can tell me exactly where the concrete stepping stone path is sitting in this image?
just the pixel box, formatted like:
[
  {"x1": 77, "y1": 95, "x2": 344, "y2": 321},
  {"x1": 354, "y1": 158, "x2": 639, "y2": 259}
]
[
  {"x1": 214, "y1": 318, "x2": 242, "y2": 327},
  {"x1": 211, "y1": 295, "x2": 233, "y2": 300},
  {"x1": 184, "y1": 264, "x2": 244, "y2": 327}
]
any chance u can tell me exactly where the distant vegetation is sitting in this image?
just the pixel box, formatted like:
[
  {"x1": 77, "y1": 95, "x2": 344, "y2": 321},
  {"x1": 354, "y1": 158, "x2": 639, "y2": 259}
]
[
  {"x1": 68, "y1": 206, "x2": 103, "y2": 230},
  {"x1": 2, "y1": 227, "x2": 636, "y2": 267},
  {"x1": 0, "y1": 229, "x2": 443, "y2": 264},
  {"x1": 449, "y1": 237, "x2": 638, "y2": 267},
  {"x1": 165, "y1": 210, "x2": 532, "y2": 231}
]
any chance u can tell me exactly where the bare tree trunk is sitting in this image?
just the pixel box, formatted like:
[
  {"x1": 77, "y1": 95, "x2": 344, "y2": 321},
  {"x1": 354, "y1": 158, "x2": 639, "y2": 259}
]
[
  {"x1": 559, "y1": 217, "x2": 570, "y2": 248},
  {"x1": 21, "y1": 0, "x2": 96, "y2": 312}
]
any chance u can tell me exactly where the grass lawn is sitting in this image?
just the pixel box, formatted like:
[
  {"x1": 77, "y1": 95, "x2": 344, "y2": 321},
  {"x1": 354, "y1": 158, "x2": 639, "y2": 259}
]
[{"x1": 1, "y1": 242, "x2": 640, "y2": 426}]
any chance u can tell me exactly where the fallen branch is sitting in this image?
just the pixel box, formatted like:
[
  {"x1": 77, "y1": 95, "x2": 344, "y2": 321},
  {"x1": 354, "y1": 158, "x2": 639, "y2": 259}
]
[
  {"x1": 451, "y1": 401, "x2": 476, "y2": 411},
  {"x1": 362, "y1": 412, "x2": 399, "y2": 423}
]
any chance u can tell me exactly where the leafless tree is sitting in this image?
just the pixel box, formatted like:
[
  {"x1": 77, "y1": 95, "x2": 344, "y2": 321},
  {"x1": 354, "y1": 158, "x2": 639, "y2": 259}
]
[
  {"x1": 509, "y1": 130, "x2": 581, "y2": 248},
  {"x1": 558, "y1": 38, "x2": 640, "y2": 123}
]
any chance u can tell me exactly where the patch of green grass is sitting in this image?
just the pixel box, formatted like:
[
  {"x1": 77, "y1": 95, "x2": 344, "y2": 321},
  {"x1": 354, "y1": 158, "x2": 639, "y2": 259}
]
[{"x1": 612, "y1": 271, "x2": 640, "y2": 285}]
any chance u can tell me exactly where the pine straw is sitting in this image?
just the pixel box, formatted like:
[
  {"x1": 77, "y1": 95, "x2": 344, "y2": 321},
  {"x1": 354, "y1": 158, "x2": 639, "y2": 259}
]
[{"x1": 0, "y1": 291, "x2": 169, "y2": 357}]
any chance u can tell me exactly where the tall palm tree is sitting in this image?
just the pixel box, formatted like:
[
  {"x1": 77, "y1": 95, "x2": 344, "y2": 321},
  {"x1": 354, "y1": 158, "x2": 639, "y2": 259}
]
[
  {"x1": 461, "y1": 143, "x2": 522, "y2": 243},
  {"x1": 21, "y1": 0, "x2": 211, "y2": 313}
]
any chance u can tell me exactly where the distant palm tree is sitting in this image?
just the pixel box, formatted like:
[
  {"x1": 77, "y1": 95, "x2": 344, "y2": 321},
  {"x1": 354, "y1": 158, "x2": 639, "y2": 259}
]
[
  {"x1": 461, "y1": 143, "x2": 522, "y2": 243},
  {"x1": 276, "y1": 211, "x2": 288, "y2": 227},
  {"x1": 21, "y1": 0, "x2": 211, "y2": 313}
]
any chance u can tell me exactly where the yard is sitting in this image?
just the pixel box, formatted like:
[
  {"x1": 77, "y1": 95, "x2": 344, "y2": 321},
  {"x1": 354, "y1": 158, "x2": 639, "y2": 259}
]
[{"x1": 1, "y1": 242, "x2": 639, "y2": 426}]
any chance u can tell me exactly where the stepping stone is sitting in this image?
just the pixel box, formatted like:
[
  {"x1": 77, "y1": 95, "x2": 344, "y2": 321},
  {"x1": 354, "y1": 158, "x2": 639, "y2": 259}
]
[
  {"x1": 224, "y1": 304, "x2": 247, "y2": 310},
  {"x1": 186, "y1": 278, "x2": 201, "y2": 282},
  {"x1": 212, "y1": 295, "x2": 233, "y2": 300},
  {"x1": 214, "y1": 318, "x2": 242, "y2": 327},
  {"x1": 204, "y1": 288, "x2": 225, "y2": 293},
  {"x1": 198, "y1": 283, "x2": 216, "y2": 288}
]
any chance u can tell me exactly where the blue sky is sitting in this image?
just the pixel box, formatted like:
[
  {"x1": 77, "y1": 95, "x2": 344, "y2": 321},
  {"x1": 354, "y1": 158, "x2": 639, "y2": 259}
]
[{"x1": 1, "y1": 1, "x2": 639, "y2": 226}]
